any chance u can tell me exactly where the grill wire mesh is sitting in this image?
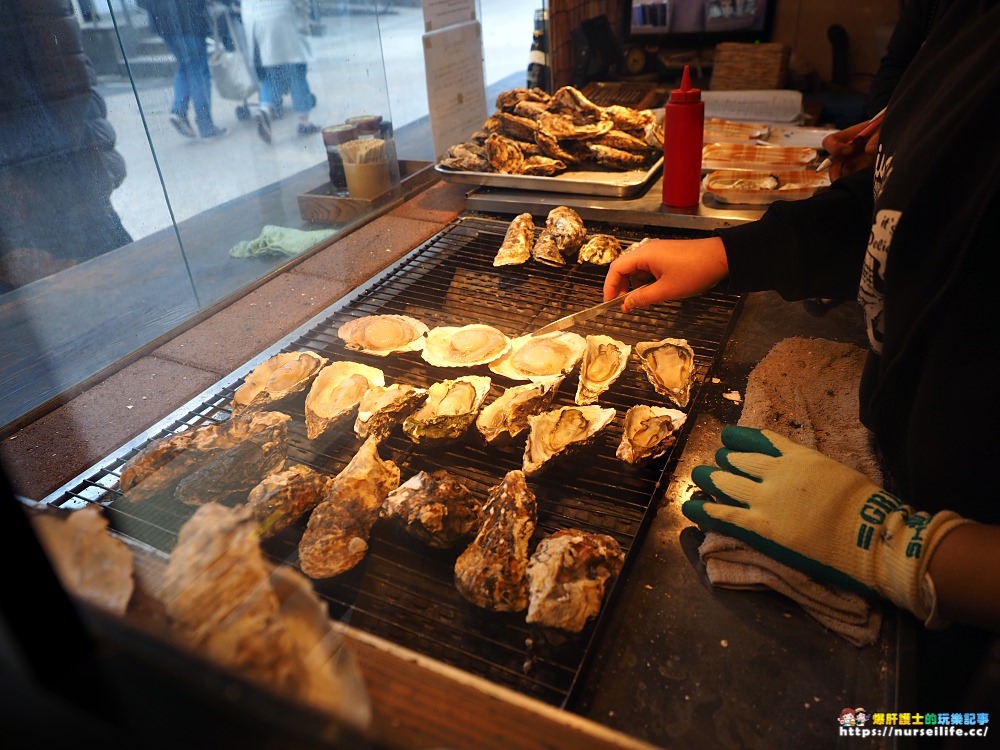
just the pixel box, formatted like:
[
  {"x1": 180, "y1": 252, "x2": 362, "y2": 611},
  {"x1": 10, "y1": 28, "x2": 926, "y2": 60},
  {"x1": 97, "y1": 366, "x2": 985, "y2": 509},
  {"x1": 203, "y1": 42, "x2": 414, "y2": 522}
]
[{"x1": 45, "y1": 215, "x2": 741, "y2": 708}]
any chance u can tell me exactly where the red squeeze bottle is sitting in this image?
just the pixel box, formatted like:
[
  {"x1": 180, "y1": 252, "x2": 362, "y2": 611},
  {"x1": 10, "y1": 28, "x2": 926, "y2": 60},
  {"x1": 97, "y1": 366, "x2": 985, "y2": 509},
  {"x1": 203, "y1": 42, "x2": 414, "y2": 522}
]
[{"x1": 662, "y1": 65, "x2": 705, "y2": 208}]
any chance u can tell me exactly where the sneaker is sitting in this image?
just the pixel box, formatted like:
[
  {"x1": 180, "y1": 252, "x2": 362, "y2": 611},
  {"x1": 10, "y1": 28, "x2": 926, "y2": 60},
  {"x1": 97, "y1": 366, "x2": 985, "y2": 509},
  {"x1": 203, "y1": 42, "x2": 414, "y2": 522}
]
[
  {"x1": 297, "y1": 122, "x2": 320, "y2": 136},
  {"x1": 201, "y1": 126, "x2": 228, "y2": 139},
  {"x1": 169, "y1": 112, "x2": 196, "y2": 138},
  {"x1": 256, "y1": 108, "x2": 272, "y2": 144}
]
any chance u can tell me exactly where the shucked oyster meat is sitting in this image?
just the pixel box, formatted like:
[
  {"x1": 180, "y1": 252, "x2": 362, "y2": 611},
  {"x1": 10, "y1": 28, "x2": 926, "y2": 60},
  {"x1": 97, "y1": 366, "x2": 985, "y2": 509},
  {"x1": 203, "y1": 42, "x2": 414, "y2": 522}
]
[
  {"x1": 354, "y1": 382, "x2": 427, "y2": 441},
  {"x1": 489, "y1": 331, "x2": 586, "y2": 382},
  {"x1": 232, "y1": 350, "x2": 327, "y2": 413},
  {"x1": 493, "y1": 212, "x2": 535, "y2": 267},
  {"x1": 575, "y1": 335, "x2": 631, "y2": 405},
  {"x1": 422, "y1": 324, "x2": 511, "y2": 368},
  {"x1": 616, "y1": 404, "x2": 688, "y2": 464},
  {"x1": 635, "y1": 338, "x2": 696, "y2": 408},
  {"x1": 337, "y1": 314, "x2": 428, "y2": 357},
  {"x1": 304, "y1": 361, "x2": 385, "y2": 440},
  {"x1": 523, "y1": 404, "x2": 616, "y2": 476},
  {"x1": 402, "y1": 375, "x2": 492, "y2": 443},
  {"x1": 475, "y1": 376, "x2": 563, "y2": 444},
  {"x1": 383, "y1": 469, "x2": 483, "y2": 549}
]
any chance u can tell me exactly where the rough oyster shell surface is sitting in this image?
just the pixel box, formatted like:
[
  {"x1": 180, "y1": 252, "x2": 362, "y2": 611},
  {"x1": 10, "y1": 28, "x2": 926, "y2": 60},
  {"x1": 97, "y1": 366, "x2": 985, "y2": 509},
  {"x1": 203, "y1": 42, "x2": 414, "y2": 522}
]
[
  {"x1": 383, "y1": 469, "x2": 483, "y2": 549},
  {"x1": 354, "y1": 383, "x2": 427, "y2": 441},
  {"x1": 232, "y1": 350, "x2": 327, "y2": 412},
  {"x1": 577, "y1": 234, "x2": 622, "y2": 266},
  {"x1": 337, "y1": 315, "x2": 428, "y2": 356},
  {"x1": 616, "y1": 404, "x2": 688, "y2": 464},
  {"x1": 402, "y1": 375, "x2": 491, "y2": 443},
  {"x1": 475, "y1": 376, "x2": 563, "y2": 444},
  {"x1": 544, "y1": 206, "x2": 587, "y2": 256},
  {"x1": 298, "y1": 437, "x2": 400, "y2": 579},
  {"x1": 248, "y1": 463, "x2": 334, "y2": 538},
  {"x1": 523, "y1": 404, "x2": 616, "y2": 475},
  {"x1": 305, "y1": 361, "x2": 385, "y2": 439},
  {"x1": 493, "y1": 212, "x2": 535, "y2": 267},
  {"x1": 635, "y1": 338, "x2": 696, "y2": 408},
  {"x1": 530, "y1": 229, "x2": 565, "y2": 266},
  {"x1": 485, "y1": 133, "x2": 525, "y2": 174},
  {"x1": 422, "y1": 324, "x2": 511, "y2": 368},
  {"x1": 575, "y1": 335, "x2": 631, "y2": 405},
  {"x1": 489, "y1": 331, "x2": 586, "y2": 382}
]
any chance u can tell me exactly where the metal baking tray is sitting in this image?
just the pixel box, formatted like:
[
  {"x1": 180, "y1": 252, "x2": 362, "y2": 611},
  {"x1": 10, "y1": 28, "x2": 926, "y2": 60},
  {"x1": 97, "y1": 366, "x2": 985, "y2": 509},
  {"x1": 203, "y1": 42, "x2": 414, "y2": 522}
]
[{"x1": 434, "y1": 157, "x2": 663, "y2": 199}]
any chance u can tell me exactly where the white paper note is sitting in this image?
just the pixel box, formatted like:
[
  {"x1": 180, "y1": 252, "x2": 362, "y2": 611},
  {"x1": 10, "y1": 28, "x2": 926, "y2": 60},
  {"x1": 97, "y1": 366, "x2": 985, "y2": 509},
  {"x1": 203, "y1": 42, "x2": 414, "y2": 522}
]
[
  {"x1": 702, "y1": 90, "x2": 803, "y2": 123},
  {"x1": 422, "y1": 0, "x2": 477, "y2": 32}
]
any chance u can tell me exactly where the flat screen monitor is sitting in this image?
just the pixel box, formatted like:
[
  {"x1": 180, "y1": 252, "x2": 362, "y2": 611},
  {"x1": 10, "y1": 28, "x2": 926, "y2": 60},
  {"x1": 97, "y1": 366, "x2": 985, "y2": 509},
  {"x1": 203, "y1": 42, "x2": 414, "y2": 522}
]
[{"x1": 623, "y1": 0, "x2": 775, "y2": 49}]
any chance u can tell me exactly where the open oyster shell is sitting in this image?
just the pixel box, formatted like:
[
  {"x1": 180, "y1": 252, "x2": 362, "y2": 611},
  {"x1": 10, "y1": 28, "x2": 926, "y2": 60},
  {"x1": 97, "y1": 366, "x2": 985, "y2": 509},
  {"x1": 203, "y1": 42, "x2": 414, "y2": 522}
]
[
  {"x1": 635, "y1": 337, "x2": 696, "y2": 408},
  {"x1": 523, "y1": 404, "x2": 616, "y2": 476},
  {"x1": 575, "y1": 335, "x2": 631, "y2": 405},
  {"x1": 422, "y1": 324, "x2": 511, "y2": 368},
  {"x1": 232, "y1": 350, "x2": 328, "y2": 413},
  {"x1": 402, "y1": 375, "x2": 492, "y2": 444},
  {"x1": 489, "y1": 331, "x2": 586, "y2": 382},
  {"x1": 337, "y1": 314, "x2": 428, "y2": 357},
  {"x1": 475, "y1": 376, "x2": 563, "y2": 444},
  {"x1": 616, "y1": 404, "x2": 688, "y2": 464},
  {"x1": 354, "y1": 383, "x2": 427, "y2": 442},
  {"x1": 304, "y1": 361, "x2": 385, "y2": 440},
  {"x1": 383, "y1": 469, "x2": 483, "y2": 549}
]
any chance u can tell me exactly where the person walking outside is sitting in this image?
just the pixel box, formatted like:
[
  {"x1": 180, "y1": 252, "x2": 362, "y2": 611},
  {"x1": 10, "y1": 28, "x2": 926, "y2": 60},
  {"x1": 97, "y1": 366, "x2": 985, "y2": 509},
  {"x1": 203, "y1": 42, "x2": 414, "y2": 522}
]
[
  {"x1": 142, "y1": 0, "x2": 228, "y2": 139},
  {"x1": 241, "y1": 0, "x2": 320, "y2": 143}
]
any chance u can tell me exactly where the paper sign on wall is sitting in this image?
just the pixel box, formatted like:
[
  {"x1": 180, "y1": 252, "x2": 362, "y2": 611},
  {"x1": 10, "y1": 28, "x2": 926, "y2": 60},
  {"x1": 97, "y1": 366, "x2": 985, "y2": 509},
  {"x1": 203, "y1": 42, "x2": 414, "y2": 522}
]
[{"x1": 422, "y1": 0, "x2": 476, "y2": 32}]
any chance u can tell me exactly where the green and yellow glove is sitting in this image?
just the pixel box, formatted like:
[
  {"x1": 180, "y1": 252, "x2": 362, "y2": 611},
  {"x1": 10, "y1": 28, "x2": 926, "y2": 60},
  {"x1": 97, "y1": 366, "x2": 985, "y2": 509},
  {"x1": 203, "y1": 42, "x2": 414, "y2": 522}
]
[{"x1": 683, "y1": 426, "x2": 972, "y2": 621}]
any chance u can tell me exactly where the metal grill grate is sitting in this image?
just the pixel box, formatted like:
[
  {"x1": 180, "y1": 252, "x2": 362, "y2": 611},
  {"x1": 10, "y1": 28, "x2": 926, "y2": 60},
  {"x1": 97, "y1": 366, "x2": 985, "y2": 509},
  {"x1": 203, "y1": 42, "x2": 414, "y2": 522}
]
[{"x1": 44, "y1": 215, "x2": 741, "y2": 708}]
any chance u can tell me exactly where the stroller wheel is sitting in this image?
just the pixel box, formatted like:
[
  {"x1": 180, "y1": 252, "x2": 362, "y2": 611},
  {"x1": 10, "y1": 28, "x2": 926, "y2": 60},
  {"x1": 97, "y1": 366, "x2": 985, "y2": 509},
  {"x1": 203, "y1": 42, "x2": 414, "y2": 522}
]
[{"x1": 235, "y1": 104, "x2": 251, "y2": 121}]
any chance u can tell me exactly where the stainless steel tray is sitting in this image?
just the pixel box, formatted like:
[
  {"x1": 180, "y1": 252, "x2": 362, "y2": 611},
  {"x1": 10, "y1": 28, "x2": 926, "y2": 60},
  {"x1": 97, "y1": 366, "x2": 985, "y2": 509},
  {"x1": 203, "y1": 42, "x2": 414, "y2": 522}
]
[{"x1": 434, "y1": 157, "x2": 663, "y2": 198}]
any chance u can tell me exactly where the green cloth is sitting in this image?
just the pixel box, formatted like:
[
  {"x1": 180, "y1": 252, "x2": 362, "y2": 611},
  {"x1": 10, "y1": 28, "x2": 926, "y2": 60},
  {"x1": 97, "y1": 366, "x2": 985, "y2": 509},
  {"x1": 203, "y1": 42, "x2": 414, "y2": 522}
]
[{"x1": 228, "y1": 225, "x2": 335, "y2": 259}]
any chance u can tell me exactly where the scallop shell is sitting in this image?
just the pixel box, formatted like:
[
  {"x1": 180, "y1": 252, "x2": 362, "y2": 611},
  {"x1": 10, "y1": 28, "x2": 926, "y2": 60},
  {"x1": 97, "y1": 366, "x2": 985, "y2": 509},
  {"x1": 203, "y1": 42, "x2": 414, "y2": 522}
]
[
  {"x1": 304, "y1": 361, "x2": 385, "y2": 439},
  {"x1": 616, "y1": 404, "x2": 687, "y2": 464},
  {"x1": 337, "y1": 314, "x2": 428, "y2": 356},
  {"x1": 422, "y1": 324, "x2": 512, "y2": 368},
  {"x1": 635, "y1": 338, "x2": 696, "y2": 409},
  {"x1": 489, "y1": 331, "x2": 586, "y2": 381},
  {"x1": 575, "y1": 335, "x2": 631, "y2": 405},
  {"x1": 402, "y1": 375, "x2": 492, "y2": 444},
  {"x1": 475, "y1": 376, "x2": 563, "y2": 444},
  {"x1": 232, "y1": 350, "x2": 328, "y2": 412},
  {"x1": 522, "y1": 404, "x2": 616, "y2": 476}
]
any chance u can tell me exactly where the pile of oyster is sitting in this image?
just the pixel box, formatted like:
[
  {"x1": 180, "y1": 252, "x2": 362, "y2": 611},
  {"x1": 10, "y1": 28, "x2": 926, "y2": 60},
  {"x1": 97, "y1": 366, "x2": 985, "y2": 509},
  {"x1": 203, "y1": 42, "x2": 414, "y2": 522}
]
[{"x1": 439, "y1": 86, "x2": 663, "y2": 177}]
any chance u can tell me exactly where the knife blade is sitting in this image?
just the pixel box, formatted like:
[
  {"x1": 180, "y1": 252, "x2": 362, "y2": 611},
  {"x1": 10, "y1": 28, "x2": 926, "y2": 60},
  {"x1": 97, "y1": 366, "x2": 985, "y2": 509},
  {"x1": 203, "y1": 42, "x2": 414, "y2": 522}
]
[{"x1": 528, "y1": 284, "x2": 649, "y2": 337}]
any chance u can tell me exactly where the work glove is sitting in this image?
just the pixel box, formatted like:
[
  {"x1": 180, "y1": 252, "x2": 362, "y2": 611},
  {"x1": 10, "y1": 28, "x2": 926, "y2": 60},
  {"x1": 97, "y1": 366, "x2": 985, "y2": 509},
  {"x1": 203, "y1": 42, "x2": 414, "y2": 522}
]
[{"x1": 682, "y1": 426, "x2": 972, "y2": 622}]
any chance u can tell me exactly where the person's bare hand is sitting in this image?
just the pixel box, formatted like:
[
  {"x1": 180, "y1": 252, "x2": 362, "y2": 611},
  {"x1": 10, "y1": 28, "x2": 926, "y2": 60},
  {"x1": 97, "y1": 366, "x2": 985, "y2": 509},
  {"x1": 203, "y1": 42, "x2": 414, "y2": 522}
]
[
  {"x1": 820, "y1": 121, "x2": 881, "y2": 180},
  {"x1": 603, "y1": 236, "x2": 730, "y2": 311}
]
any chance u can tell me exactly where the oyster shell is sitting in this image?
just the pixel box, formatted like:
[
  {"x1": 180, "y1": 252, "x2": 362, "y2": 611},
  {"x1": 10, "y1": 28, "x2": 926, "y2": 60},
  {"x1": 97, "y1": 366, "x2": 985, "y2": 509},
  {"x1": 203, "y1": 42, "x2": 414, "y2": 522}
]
[
  {"x1": 586, "y1": 143, "x2": 649, "y2": 170},
  {"x1": 575, "y1": 335, "x2": 631, "y2": 405},
  {"x1": 485, "y1": 133, "x2": 525, "y2": 174},
  {"x1": 298, "y1": 436, "x2": 400, "y2": 579},
  {"x1": 635, "y1": 338, "x2": 696, "y2": 408},
  {"x1": 530, "y1": 229, "x2": 565, "y2": 266},
  {"x1": 603, "y1": 105, "x2": 657, "y2": 133},
  {"x1": 525, "y1": 528, "x2": 624, "y2": 633},
  {"x1": 454, "y1": 469, "x2": 537, "y2": 612},
  {"x1": 536, "y1": 111, "x2": 613, "y2": 141},
  {"x1": 522, "y1": 405, "x2": 616, "y2": 475},
  {"x1": 402, "y1": 375, "x2": 492, "y2": 443},
  {"x1": 577, "y1": 234, "x2": 622, "y2": 266},
  {"x1": 383, "y1": 469, "x2": 483, "y2": 549},
  {"x1": 305, "y1": 361, "x2": 385, "y2": 440},
  {"x1": 422, "y1": 324, "x2": 511, "y2": 368},
  {"x1": 232, "y1": 350, "x2": 327, "y2": 413},
  {"x1": 544, "y1": 206, "x2": 587, "y2": 257},
  {"x1": 337, "y1": 314, "x2": 428, "y2": 357},
  {"x1": 475, "y1": 376, "x2": 563, "y2": 444},
  {"x1": 248, "y1": 463, "x2": 334, "y2": 538},
  {"x1": 489, "y1": 331, "x2": 586, "y2": 382},
  {"x1": 354, "y1": 382, "x2": 427, "y2": 441},
  {"x1": 521, "y1": 155, "x2": 567, "y2": 176},
  {"x1": 616, "y1": 404, "x2": 688, "y2": 464},
  {"x1": 493, "y1": 212, "x2": 535, "y2": 267}
]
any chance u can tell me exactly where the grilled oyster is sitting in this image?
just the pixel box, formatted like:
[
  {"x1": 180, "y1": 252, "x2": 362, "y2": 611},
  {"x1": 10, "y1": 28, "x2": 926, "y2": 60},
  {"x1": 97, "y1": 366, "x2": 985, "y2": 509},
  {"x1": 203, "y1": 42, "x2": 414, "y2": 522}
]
[
  {"x1": 536, "y1": 111, "x2": 613, "y2": 141},
  {"x1": 422, "y1": 324, "x2": 511, "y2": 368},
  {"x1": 534, "y1": 129, "x2": 581, "y2": 166},
  {"x1": 547, "y1": 86, "x2": 605, "y2": 120},
  {"x1": 383, "y1": 469, "x2": 483, "y2": 549},
  {"x1": 402, "y1": 375, "x2": 492, "y2": 443},
  {"x1": 454, "y1": 469, "x2": 537, "y2": 612},
  {"x1": 232, "y1": 350, "x2": 327, "y2": 413},
  {"x1": 475, "y1": 376, "x2": 563, "y2": 444},
  {"x1": 587, "y1": 143, "x2": 649, "y2": 170},
  {"x1": 544, "y1": 206, "x2": 587, "y2": 257},
  {"x1": 523, "y1": 405, "x2": 616, "y2": 475},
  {"x1": 512, "y1": 99, "x2": 549, "y2": 120},
  {"x1": 496, "y1": 87, "x2": 551, "y2": 112},
  {"x1": 635, "y1": 338, "x2": 696, "y2": 408},
  {"x1": 603, "y1": 105, "x2": 657, "y2": 133},
  {"x1": 248, "y1": 463, "x2": 334, "y2": 538},
  {"x1": 492, "y1": 111, "x2": 538, "y2": 142},
  {"x1": 493, "y1": 212, "x2": 535, "y2": 267},
  {"x1": 575, "y1": 335, "x2": 631, "y2": 405},
  {"x1": 616, "y1": 404, "x2": 688, "y2": 464},
  {"x1": 354, "y1": 383, "x2": 427, "y2": 441},
  {"x1": 305, "y1": 361, "x2": 385, "y2": 440},
  {"x1": 591, "y1": 129, "x2": 651, "y2": 153},
  {"x1": 485, "y1": 133, "x2": 525, "y2": 174},
  {"x1": 489, "y1": 331, "x2": 586, "y2": 381},
  {"x1": 298, "y1": 437, "x2": 400, "y2": 579},
  {"x1": 337, "y1": 314, "x2": 428, "y2": 357},
  {"x1": 525, "y1": 529, "x2": 624, "y2": 633},
  {"x1": 521, "y1": 155, "x2": 567, "y2": 177},
  {"x1": 577, "y1": 234, "x2": 622, "y2": 266},
  {"x1": 530, "y1": 229, "x2": 565, "y2": 266}
]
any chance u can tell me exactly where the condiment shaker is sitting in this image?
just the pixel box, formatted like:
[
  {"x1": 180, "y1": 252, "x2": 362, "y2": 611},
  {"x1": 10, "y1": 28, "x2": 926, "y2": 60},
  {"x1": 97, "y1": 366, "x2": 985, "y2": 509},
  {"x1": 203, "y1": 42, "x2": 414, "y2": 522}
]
[{"x1": 322, "y1": 124, "x2": 358, "y2": 195}]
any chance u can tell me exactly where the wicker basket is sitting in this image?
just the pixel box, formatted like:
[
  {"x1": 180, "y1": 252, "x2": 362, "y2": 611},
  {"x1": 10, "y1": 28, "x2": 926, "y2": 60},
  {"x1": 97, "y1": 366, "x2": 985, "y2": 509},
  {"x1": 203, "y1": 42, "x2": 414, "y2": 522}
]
[{"x1": 710, "y1": 42, "x2": 790, "y2": 90}]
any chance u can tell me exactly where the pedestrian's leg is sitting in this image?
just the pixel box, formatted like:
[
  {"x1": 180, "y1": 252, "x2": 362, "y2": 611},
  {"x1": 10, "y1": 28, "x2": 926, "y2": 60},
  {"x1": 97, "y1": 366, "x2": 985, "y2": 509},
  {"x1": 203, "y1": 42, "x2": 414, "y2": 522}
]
[
  {"x1": 161, "y1": 35, "x2": 196, "y2": 137},
  {"x1": 256, "y1": 65, "x2": 277, "y2": 143},
  {"x1": 183, "y1": 35, "x2": 223, "y2": 137},
  {"x1": 289, "y1": 64, "x2": 319, "y2": 134}
]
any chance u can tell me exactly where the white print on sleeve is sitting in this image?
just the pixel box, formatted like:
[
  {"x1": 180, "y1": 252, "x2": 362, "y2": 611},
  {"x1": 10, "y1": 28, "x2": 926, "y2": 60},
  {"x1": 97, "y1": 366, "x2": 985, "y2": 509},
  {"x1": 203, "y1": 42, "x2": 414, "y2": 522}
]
[{"x1": 859, "y1": 209, "x2": 900, "y2": 355}]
